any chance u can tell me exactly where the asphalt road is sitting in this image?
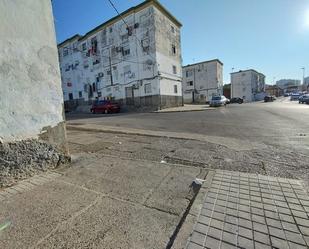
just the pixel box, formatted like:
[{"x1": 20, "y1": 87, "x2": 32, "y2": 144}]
[{"x1": 67, "y1": 98, "x2": 309, "y2": 153}]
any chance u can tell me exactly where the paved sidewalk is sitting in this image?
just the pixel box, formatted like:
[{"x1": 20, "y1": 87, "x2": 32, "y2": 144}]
[
  {"x1": 154, "y1": 104, "x2": 214, "y2": 113},
  {"x1": 186, "y1": 170, "x2": 309, "y2": 249}
]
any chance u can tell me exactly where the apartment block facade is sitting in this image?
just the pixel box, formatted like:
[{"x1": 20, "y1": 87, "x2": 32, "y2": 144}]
[
  {"x1": 182, "y1": 59, "x2": 223, "y2": 103},
  {"x1": 231, "y1": 69, "x2": 265, "y2": 102},
  {"x1": 58, "y1": 0, "x2": 182, "y2": 111}
]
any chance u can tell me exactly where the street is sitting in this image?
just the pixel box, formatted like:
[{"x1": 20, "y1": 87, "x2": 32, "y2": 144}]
[{"x1": 67, "y1": 98, "x2": 309, "y2": 154}]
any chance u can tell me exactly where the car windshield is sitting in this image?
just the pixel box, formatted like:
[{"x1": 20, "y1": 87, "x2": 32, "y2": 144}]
[{"x1": 212, "y1": 96, "x2": 221, "y2": 100}]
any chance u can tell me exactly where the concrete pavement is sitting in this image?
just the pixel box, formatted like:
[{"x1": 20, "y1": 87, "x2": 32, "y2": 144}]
[{"x1": 0, "y1": 130, "x2": 207, "y2": 248}]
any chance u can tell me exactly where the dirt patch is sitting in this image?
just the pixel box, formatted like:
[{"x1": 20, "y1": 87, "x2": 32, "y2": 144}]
[{"x1": 0, "y1": 139, "x2": 69, "y2": 187}]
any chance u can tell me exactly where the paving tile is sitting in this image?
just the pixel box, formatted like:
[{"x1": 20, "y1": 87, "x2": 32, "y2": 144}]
[
  {"x1": 210, "y1": 218, "x2": 224, "y2": 230},
  {"x1": 281, "y1": 221, "x2": 300, "y2": 233},
  {"x1": 207, "y1": 226, "x2": 222, "y2": 240},
  {"x1": 238, "y1": 226, "x2": 253, "y2": 239},
  {"x1": 270, "y1": 236, "x2": 290, "y2": 249},
  {"x1": 204, "y1": 235, "x2": 221, "y2": 248},
  {"x1": 254, "y1": 241, "x2": 272, "y2": 249},
  {"x1": 299, "y1": 225, "x2": 309, "y2": 236},
  {"x1": 288, "y1": 241, "x2": 308, "y2": 249},
  {"x1": 191, "y1": 231, "x2": 205, "y2": 246},
  {"x1": 284, "y1": 230, "x2": 306, "y2": 245},
  {"x1": 269, "y1": 226, "x2": 286, "y2": 239},
  {"x1": 254, "y1": 231, "x2": 270, "y2": 245},
  {"x1": 295, "y1": 217, "x2": 309, "y2": 227},
  {"x1": 291, "y1": 209, "x2": 308, "y2": 219},
  {"x1": 187, "y1": 241, "x2": 204, "y2": 249},
  {"x1": 195, "y1": 222, "x2": 209, "y2": 235},
  {"x1": 238, "y1": 236, "x2": 254, "y2": 249},
  {"x1": 222, "y1": 231, "x2": 237, "y2": 245},
  {"x1": 266, "y1": 217, "x2": 282, "y2": 229}
]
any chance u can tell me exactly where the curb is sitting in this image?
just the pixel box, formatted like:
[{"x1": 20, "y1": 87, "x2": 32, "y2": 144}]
[
  {"x1": 171, "y1": 170, "x2": 216, "y2": 249},
  {"x1": 152, "y1": 108, "x2": 214, "y2": 114}
]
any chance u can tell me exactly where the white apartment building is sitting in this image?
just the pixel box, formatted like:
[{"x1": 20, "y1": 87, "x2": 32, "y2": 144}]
[
  {"x1": 58, "y1": 0, "x2": 182, "y2": 111},
  {"x1": 231, "y1": 69, "x2": 265, "y2": 102},
  {"x1": 182, "y1": 59, "x2": 223, "y2": 103},
  {"x1": 276, "y1": 79, "x2": 301, "y2": 89}
]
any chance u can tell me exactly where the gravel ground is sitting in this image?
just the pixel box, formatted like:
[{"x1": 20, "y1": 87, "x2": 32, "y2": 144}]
[
  {"x1": 0, "y1": 140, "x2": 68, "y2": 187},
  {"x1": 68, "y1": 130, "x2": 309, "y2": 192}
]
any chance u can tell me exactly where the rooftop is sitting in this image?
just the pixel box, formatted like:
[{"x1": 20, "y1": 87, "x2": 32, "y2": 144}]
[
  {"x1": 58, "y1": 0, "x2": 182, "y2": 48},
  {"x1": 183, "y1": 59, "x2": 223, "y2": 68},
  {"x1": 230, "y1": 69, "x2": 265, "y2": 77}
]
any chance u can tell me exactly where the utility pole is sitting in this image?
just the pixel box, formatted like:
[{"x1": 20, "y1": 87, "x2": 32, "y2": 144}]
[
  {"x1": 231, "y1": 68, "x2": 234, "y2": 98},
  {"x1": 109, "y1": 48, "x2": 114, "y2": 86}
]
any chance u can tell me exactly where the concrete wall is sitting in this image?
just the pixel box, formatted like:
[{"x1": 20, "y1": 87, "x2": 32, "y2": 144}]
[
  {"x1": 0, "y1": 0, "x2": 67, "y2": 152},
  {"x1": 231, "y1": 70, "x2": 265, "y2": 102},
  {"x1": 182, "y1": 60, "x2": 223, "y2": 103}
]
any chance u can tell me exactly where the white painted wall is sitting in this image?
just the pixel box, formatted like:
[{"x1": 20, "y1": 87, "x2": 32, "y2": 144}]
[
  {"x1": 0, "y1": 0, "x2": 64, "y2": 142},
  {"x1": 182, "y1": 60, "x2": 223, "y2": 102},
  {"x1": 231, "y1": 70, "x2": 265, "y2": 102}
]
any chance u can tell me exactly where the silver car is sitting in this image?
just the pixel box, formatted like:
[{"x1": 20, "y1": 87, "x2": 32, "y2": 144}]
[{"x1": 209, "y1": 95, "x2": 228, "y2": 107}]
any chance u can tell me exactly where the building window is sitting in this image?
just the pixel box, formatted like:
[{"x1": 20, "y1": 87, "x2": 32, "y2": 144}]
[
  {"x1": 172, "y1": 65, "x2": 177, "y2": 74},
  {"x1": 73, "y1": 42, "x2": 78, "y2": 52},
  {"x1": 144, "y1": 83, "x2": 152, "y2": 94},
  {"x1": 186, "y1": 70, "x2": 193, "y2": 77},
  {"x1": 187, "y1": 81, "x2": 193, "y2": 86},
  {"x1": 63, "y1": 48, "x2": 68, "y2": 57},
  {"x1": 171, "y1": 44, "x2": 176, "y2": 55},
  {"x1": 174, "y1": 85, "x2": 178, "y2": 94},
  {"x1": 92, "y1": 83, "x2": 96, "y2": 92},
  {"x1": 82, "y1": 43, "x2": 87, "y2": 51},
  {"x1": 171, "y1": 26, "x2": 175, "y2": 33},
  {"x1": 68, "y1": 93, "x2": 73, "y2": 100},
  {"x1": 79, "y1": 91, "x2": 82, "y2": 98},
  {"x1": 123, "y1": 65, "x2": 131, "y2": 76},
  {"x1": 109, "y1": 27, "x2": 113, "y2": 33},
  {"x1": 122, "y1": 46, "x2": 130, "y2": 56}
]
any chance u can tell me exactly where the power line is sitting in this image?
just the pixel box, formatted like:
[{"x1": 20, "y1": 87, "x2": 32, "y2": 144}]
[{"x1": 105, "y1": 0, "x2": 157, "y2": 63}]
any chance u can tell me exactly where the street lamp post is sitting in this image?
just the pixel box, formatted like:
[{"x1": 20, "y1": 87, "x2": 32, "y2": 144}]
[{"x1": 301, "y1": 67, "x2": 305, "y2": 85}]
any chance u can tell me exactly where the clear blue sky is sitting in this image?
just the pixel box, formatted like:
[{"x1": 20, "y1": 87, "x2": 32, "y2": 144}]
[{"x1": 52, "y1": 0, "x2": 309, "y2": 84}]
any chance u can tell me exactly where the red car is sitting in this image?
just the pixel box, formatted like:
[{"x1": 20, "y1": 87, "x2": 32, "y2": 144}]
[{"x1": 90, "y1": 100, "x2": 120, "y2": 114}]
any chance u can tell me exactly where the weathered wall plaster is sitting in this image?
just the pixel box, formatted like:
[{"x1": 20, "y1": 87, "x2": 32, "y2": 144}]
[{"x1": 0, "y1": 0, "x2": 66, "y2": 150}]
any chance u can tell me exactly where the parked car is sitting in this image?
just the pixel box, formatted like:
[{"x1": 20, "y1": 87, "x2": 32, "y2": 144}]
[
  {"x1": 264, "y1": 95, "x2": 275, "y2": 102},
  {"x1": 299, "y1": 95, "x2": 309, "y2": 104},
  {"x1": 290, "y1": 93, "x2": 301, "y2": 101},
  {"x1": 91, "y1": 100, "x2": 120, "y2": 114},
  {"x1": 225, "y1": 98, "x2": 230, "y2": 104},
  {"x1": 230, "y1": 97, "x2": 244, "y2": 104},
  {"x1": 209, "y1": 95, "x2": 228, "y2": 107}
]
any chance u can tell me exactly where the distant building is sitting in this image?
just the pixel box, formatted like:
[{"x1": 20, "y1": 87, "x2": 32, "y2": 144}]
[
  {"x1": 58, "y1": 0, "x2": 183, "y2": 111},
  {"x1": 276, "y1": 79, "x2": 301, "y2": 91},
  {"x1": 231, "y1": 69, "x2": 265, "y2": 102},
  {"x1": 182, "y1": 59, "x2": 223, "y2": 103},
  {"x1": 265, "y1": 85, "x2": 283, "y2": 97},
  {"x1": 304, "y1": 77, "x2": 309, "y2": 86}
]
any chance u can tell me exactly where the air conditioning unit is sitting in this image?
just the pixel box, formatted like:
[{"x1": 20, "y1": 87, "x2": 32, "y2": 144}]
[{"x1": 98, "y1": 72, "x2": 104, "y2": 77}]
